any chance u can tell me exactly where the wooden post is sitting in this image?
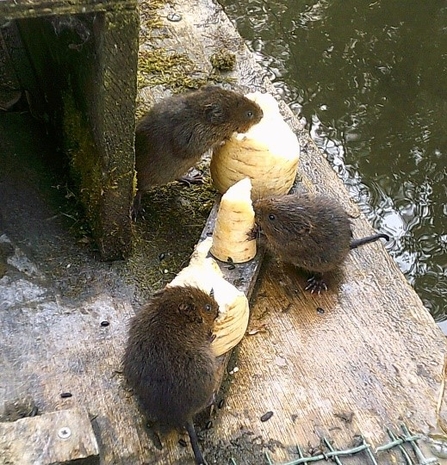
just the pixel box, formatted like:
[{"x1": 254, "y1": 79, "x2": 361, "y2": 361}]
[
  {"x1": 0, "y1": 407, "x2": 99, "y2": 464},
  {"x1": 0, "y1": 0, "x2": 139, "y2": 260}
]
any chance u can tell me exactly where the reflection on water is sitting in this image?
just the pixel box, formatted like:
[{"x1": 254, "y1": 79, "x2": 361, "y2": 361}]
[{"x1": 221, "y1": 0, "x2": 447, "y2": 323}]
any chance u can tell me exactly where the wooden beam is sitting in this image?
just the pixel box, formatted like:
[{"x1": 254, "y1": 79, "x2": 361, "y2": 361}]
[{"x1": 0, "y1": 407, "x2": 99, "y2": 464}]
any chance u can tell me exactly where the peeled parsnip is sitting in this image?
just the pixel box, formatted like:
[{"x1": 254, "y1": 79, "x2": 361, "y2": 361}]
[
  {"x1": 210, "y1": 91, "x2": 300, "y2": 198},
  {"x1": 168, "y1": 237, "x2": 250, "y2": 356},
  {"x1": 210, "y1": 177, "x2": 256, "y2": 264}
]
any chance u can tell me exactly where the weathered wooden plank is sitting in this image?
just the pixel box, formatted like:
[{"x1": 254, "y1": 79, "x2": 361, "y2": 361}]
[
  {"x1": 0, "y1": 0, "x2": 137, "y2": 21},
  {"x1": 0, "y1": 407, "x2": 99, "y2": 465},
  {"x1": 0, "y1": 0, "x2": 446, "y2": 465},
  {"x1": 133, "y1": 0, "x2": 447, "y2": 464}
]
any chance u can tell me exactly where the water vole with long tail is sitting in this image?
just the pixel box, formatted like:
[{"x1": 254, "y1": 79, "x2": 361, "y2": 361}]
[
  {"x1": 133, "y1": 86, "x2": 263, "y2": 215},
  {"x1": 253, "y1": 193, "x2": 389, "y2": 293},
  {"x1": 122, "y1": 285, "x2": 219, "y2": 464}
]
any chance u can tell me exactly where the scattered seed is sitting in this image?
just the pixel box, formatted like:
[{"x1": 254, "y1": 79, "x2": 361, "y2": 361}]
[
  {"x1": 260, "y1": 411, "x2": 274, "y2": 422},
  {"x1": 316, "y1": 307, "x2": 325, "y2": 314},
  {"x1": 247, "y1": 324, "x2": 267, "y2": 335},
  {"x1": 334, "y1": 411, "x2": 354, "y2": 423},
  {"x1": 218, "y1": 399, "x2": 225, "y2": 409},
  {"x1": 100, "y1": 320, "x2": 110, "y2": 327},
  {"x1": 282, "y1": 303, "x2": 293, "y2": 313},
  {"x1": 30, "y1": 405, "x2": 38, "y2": 417},
  {"x1": 178, "y1": 438, "x2": 187, "y2": 447},
  {"x1": 205, "y1": 420, "x2": 213, "y2": 430},
  {"x1": 60, "y1": 392, "x2": 72, "y2": 398},
  {"x1": 167, "y1": 12, "x2": 182, "y2": 22},
  {"x1": 159, "y1": 253, "x2": 166, "y2": 261}
]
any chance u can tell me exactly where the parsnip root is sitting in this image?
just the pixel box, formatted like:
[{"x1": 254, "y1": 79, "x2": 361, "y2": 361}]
[
  {"x1": 168, "y1": 237, "x2": 250, "y2": 356},
  {"x1": 210, "y1": 177, "x2": 256, "y2": 264},
  {"x1": 211, "y1": 91, "x2": 300, "y2": 198}
]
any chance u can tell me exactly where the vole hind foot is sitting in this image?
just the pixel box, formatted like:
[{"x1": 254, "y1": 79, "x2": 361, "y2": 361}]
[
  {"x1": 131, "y1": 191, "x2": 143, "y2": 221},
  {"x1": 177, "y1": 169, "x2": 204, "y2": 186},
  {"x1": 305, "y1": 274, "x2": 328, "y2": 294}
]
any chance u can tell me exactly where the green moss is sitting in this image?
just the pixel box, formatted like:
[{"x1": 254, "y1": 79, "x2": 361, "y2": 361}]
[
  {"x1": 128, "y1": 0, "x2": 228, "y2": 293},
  {"x1": 136, "y1": 0, "x2": 235, "y2": 112},
  {"x1": 137, "y1": 48, "x2": 214, "y2": 95},
  {"x1": 123, "y1": 176, "x2": 217, "y2": 297},
  {"x1": 210, "y1": 49, "x2": 237, "y2": 71},
  {"x1": 61, "y1": 91, "x2": 102, "y2": 241},
  {"x1": 138, "y1": 0, "x2": 167, "y2": 37}
]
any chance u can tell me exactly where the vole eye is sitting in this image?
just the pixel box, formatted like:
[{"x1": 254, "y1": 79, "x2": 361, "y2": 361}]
[
  {"x1": 268, "y1": 213, "x2": 276, "y2": 221},
  {"x1": 205, "y1": 304, "x2": 212, "y2": 312},
  {"x1": 246, "y1": 110, "x2": 254, "y2": 118}
]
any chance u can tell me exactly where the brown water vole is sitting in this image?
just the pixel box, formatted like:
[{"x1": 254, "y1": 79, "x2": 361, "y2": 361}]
[
  {"x1": 122, "y1": 285, "x2": 219, "y2": 465},
  {"x1": 253, "y1": 193, "x2": 389, "y2": 293},
  {"x1": 133, "y1": 86, "x2": 264, "y2": 214}
]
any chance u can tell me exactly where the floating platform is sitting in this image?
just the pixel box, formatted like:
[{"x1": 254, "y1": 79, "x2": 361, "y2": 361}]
[{"x1": 1, "y1": 0, "x2": 447, "y2": 464}]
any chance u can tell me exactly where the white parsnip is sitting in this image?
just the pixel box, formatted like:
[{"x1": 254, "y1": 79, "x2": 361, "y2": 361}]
[
  {"x1": 210, "y1": 177, "x2": 256, "y2": 264},
  {"x1": 168, "y1": 238, "x2": 250, "y2": 356},
  {"x1": 210, "y1": 92, "x2": 300, "y2": 198}
]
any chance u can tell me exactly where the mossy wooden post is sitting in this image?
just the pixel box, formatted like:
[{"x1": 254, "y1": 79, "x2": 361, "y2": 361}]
[{"x1": 0, "y1": 0, "x2": 139, "y2": 260}]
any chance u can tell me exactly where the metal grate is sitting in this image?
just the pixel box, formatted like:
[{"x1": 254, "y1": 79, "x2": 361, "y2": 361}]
[{"x1": 259, "y1": 424, "x2": 442, "y2": 465}]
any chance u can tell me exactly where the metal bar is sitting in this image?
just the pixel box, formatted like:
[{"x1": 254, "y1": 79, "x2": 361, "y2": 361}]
[
  {"x1": 322, "y1": 437, "x2": 344, "y2": 465},
  {"x1": 388, "y1": 428, "x2": 415, "y2": 464},
  {"x1": 401, "y1": 425, "x2": 439, "y2": 465}
]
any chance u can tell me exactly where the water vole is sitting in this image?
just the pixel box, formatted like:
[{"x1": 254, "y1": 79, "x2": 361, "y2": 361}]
[
  {"x1": 253, "y1": 193, "x2": 389, "y2": 293},
  {"x1": 134, "y1": 86, "x2": 264, "y2": 214},
  {"x1": 122, "y1": 285, "x2": 219, "y2": 465}
]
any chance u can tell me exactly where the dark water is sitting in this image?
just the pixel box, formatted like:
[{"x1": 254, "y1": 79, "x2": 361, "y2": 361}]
[{"x1": 220, "y1": 0, "x2": 447, "y2": 325}]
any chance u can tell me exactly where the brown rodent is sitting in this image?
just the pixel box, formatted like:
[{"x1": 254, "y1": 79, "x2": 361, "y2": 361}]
[
  {"x1": 133, "y1": 86, "x2": 263, "y2": 213},
  {"x1": 253, "y1": 193, "x2": 389, "y2": 293},
  {"x1": 122, "y1": 285, "x2": 219, "y2": 465}
]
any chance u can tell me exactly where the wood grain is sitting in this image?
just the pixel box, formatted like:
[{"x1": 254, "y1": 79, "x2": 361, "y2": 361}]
[{"x1": 0, "y1": 0, "x2": 446, "y2": 464}]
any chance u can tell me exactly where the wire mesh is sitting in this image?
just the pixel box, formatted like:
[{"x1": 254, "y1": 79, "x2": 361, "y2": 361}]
[{"x1": 248, "y1": 424, "x2": 443, "y2": 465}]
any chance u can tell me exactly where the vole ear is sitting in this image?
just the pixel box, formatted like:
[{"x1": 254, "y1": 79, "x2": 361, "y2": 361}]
[
  {"x1": 205, "y1": 103, "x2": 225, "y2": 124},
  {"x1": 178, "y1": 302, "x2": 203, "y2": 324}
]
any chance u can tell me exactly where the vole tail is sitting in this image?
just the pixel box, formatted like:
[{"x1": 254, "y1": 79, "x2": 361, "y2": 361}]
[
  {"x1": 186, "y1": 421, "x2": 206, "y2": 465},
  {"x1": 350, "y1": 233, "x2": 390, "y2": 250}
]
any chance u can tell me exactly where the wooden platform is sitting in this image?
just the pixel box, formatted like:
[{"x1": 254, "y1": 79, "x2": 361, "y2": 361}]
[{"x1": 1, "y1": 0, "x2": 447, "y2": 463}]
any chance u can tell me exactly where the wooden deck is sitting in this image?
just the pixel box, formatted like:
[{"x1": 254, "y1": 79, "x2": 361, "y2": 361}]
[{"x1": 1, "y1": 0, "x2": 447, "y2": 464}]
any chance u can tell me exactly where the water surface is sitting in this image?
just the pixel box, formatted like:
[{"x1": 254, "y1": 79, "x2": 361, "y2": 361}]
[{"x1": 220, "y1": 0, "x2": 447, "y2": 322}]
